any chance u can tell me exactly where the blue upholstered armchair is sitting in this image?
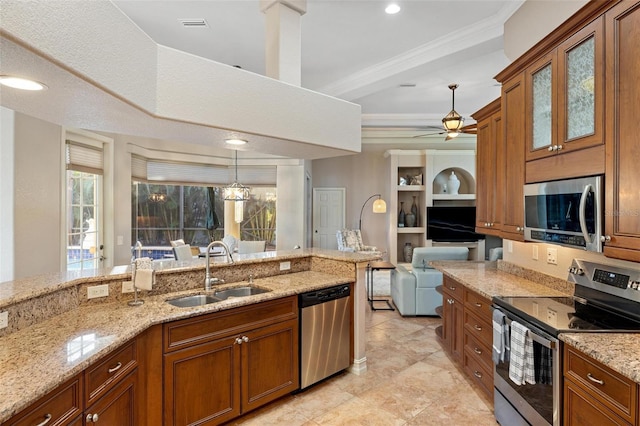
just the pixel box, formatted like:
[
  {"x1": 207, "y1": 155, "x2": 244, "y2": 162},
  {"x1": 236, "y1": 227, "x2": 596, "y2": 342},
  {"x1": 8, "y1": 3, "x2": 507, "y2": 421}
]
[{"x1": 390, "y1": 247, "x2": 469, "y2": 316}]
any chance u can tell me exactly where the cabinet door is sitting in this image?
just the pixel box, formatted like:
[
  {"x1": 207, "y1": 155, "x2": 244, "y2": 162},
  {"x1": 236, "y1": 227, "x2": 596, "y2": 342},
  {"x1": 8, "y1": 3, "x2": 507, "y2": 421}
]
[
  {"x1": 164, "y1": 338, "x2": 241, "y2": 426},
  {"x1": 603, "y1": 0, "x2": 640, "y2": 262},
  {"x1": 84, "y1": 370, "x2": 137, "y2": 426},
  {"x1": 564, "y1": 378, "x2": 631, "y2": 426},
  {"x1": 525, "y1": 52, "x2": 557, "y2": 161},
  {"x1": 451, "y1": 297, "x2": 464, "y2": 363},
  {"x1": 475, "y1": 110, "x2": 502, "y2": 236},
  {"x1": 501, "y1": 73, "x2": 526, "y2": 240},
  {"x1": 557, "y1": 17, "x2": 604, "y2": 152},
  {"x1": 241, "y1": 319, "x2": 299, "y2": 413},
  {"x1": 441, "y1": 291, "x2": 453, "y2": 352}
]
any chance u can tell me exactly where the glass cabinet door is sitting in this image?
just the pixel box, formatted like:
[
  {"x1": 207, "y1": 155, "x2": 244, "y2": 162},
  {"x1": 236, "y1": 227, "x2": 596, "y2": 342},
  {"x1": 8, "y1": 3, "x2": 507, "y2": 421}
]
[
  {"x1": 557, "y1": 17, "x2": 604, "y2": 150},
  {"x1": 531, "y1": 62, "x2": 553, "y2": 150}
]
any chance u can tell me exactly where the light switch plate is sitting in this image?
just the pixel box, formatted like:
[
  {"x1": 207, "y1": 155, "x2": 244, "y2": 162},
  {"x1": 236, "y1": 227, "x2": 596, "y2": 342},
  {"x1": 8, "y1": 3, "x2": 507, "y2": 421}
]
[
  {"x1": 0, "y1": 311, "x2": 8, "y2": 329},
  {"x1": 532, "y1": 245, "x2": 538, "y2": 261},
  {"x1": 87, "y1": 284, "x2": 109, "y2": 299}
]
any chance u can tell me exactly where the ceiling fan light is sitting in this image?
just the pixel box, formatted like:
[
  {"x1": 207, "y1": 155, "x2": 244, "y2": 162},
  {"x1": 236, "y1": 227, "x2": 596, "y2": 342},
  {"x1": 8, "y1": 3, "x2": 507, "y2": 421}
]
[{"x1": 442, "y1": 110, "x2": 464, "y2": 132}]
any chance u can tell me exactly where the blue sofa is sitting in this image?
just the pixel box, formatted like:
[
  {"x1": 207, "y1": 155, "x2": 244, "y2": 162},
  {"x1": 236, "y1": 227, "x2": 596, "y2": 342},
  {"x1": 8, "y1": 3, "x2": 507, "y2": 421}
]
[{"x1": 390, "y1": 247, "x2": 469, "y2": 316}]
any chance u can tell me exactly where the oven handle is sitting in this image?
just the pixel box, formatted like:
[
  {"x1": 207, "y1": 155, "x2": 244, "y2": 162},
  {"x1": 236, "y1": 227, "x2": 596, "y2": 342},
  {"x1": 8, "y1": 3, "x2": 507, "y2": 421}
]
[
  {"x1": 500, "y1": 310, "x2": 556, "y2": 350},
  {"x1": 579, "y1": 184, "x2": 593, "y2": 247}
]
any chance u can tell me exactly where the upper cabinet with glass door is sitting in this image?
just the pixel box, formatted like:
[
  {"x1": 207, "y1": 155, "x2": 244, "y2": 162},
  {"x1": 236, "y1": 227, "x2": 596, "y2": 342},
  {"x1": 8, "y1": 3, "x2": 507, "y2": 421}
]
[{"x1": 525, "y1": 17, "x2": 604, "y2": 161}]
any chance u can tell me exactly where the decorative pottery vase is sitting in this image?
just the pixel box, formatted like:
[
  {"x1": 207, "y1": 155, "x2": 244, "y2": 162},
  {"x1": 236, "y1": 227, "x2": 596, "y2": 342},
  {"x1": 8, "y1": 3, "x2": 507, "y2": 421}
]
[
  {"x1": 405, "y1": 213, "x2": 416, "y2": 228},
  {"x1": 398, "y1": 201, "x2": 405, "y2": 227},
  {"x1": 403, "y1": 242, "x2": 414, "y2": 263},
  {"x1": 411, "y1": 196, "x2": 419, "y2": 226},
  {"x1": 448, "y1": 171, "x2": 460, "y2": 195}
]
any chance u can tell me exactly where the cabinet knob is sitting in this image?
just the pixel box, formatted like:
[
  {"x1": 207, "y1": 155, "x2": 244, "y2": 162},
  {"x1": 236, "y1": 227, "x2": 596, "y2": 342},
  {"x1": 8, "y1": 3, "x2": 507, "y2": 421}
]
[
  {"x1": 548, "y1": 146, "x2": 554, "y2": 152},
  {"x1": 600, "y1": 235, "x2": 611, "y2": 243},
  {"x1": 474, "y1": 324, "x2": 482, "y2": 331},
  {"x1": 235, "y1": 337, "x2": 243, "y2": 345},
  {"x1": 474, "y1": 302, "x2": 482, "y2": 308},
  {"x1": 557, "y1": 144, "x2": 563, "y2": 151},
  {"x1": 587, "y1": 372, "x2": 604, "y2": 385},
  {"x1": 516, "y1": 226, "x2": 522, "y2": 232},
  {"x1": 107, "y1": 362, "x2": 122, "y2": 373},
  {"x1": 474, "y1": 371, "x2": 483, "y2": 379},
  {"x1": 474, "y1": 347, "x2": 482, "y2": 355},
  {"x1": 86, "y1": 413, "x2": 99, "y2": 423},
  {"x1": 242, "y1": 336, "x2": 249, "y2": 343}
]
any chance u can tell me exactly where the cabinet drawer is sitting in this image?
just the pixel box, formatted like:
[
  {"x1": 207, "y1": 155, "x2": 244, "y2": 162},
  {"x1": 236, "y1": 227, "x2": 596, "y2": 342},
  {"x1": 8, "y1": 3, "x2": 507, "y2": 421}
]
[
  {"x1": 463, "y1": 347, "x2": 493, "y2": 399},
  {"x1": 564, "y1": 378, "x2": 631, "y2": 426},
  {"x1": 463, "y1": 310, "x2": 492, "y2": 348},
  {"x1": 6, "y1": 374, "x2": 82, "y2": 426},
  {"x1": 442, "y1": 276, "x2": 464, "y2": 301},
  {"x1": 85, "y1": 340, "x2": 137, "y2": 406},
  {"x1": 464, "y1": 329, "x2": 492, "y2": 372},
  {"x1": 164, "y1": 296, "x2": 298, "y2": 352},
  {"x1": 464, "y1": 288, "x2": 492, "y2": 319},
  {"x1": 564, "y1": 346, "x2": 636, "y2": 423}
]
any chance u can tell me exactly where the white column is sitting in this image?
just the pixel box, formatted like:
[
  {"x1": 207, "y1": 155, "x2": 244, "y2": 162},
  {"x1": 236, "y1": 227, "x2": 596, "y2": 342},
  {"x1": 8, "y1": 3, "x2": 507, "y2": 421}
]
[
  {"x1": 260, "y1": 0, "x2": 307, "y2": 86},
  {"x1": 349, "y1": 262, "x2": 369, "y2": 374}
]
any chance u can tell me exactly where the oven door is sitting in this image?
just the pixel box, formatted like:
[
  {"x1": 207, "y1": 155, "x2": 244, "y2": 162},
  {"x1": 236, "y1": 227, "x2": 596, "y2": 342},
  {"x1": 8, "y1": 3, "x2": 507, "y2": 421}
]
[{"x1": 493, "y1": 307, "x2": 561, "y2": 426}]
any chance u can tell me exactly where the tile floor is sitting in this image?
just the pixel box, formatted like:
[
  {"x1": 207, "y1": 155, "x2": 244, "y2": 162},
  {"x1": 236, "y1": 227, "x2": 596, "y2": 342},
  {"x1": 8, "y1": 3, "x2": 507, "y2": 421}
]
[{"x1": 228, "y1": 298, "x2": 497, "y2": 425}]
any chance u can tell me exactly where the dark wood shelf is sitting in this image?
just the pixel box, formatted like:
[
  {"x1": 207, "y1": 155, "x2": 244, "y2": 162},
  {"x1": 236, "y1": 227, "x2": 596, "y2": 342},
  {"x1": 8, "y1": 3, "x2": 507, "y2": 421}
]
[
  {"x1": 435, "y1": 285, "x2": 443, "y2": 295},
  {"x1": 435, "y1": 305, "x2": 443, "y2": 319},
  {"x1": 435, "y1": 325, "x2": 443, "y2": 340}
]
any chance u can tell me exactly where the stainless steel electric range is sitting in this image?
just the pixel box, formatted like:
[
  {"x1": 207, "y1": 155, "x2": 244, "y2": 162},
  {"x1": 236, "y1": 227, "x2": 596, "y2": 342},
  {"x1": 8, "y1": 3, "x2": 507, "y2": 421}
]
[{"x1": 492, "y1": 259, "x2": 640, "y2": 426}]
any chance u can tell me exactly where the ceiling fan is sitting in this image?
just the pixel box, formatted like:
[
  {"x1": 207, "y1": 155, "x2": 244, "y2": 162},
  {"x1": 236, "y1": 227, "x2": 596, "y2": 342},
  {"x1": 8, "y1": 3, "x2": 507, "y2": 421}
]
[{"x1": 413, "y1": 84, "x2": 477, "y2": 140}]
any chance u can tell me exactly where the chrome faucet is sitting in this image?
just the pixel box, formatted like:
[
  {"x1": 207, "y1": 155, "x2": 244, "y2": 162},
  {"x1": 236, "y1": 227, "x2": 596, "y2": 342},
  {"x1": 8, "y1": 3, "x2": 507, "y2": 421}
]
[
  {"x1": 133, "y1": 240, "x2": 143, "y2": 261},
  {"x1": 204, "y1": 240, "x2": 233, "y2": 290}
]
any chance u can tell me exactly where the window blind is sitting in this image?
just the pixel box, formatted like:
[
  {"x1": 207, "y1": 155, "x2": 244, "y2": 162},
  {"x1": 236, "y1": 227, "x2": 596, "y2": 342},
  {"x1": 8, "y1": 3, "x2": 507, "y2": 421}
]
[
  {"x1": 145, "y1": 160, "x2": 276, "y2": 186},
  {"x1": 65, "y1": 140, "x2": 103, "y2": 175}
]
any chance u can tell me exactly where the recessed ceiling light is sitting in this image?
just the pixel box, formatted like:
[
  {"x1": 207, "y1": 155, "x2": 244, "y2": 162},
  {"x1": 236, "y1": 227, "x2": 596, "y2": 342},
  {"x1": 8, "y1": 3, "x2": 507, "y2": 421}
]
[
  {"x1": 178, "y1": 18, "x2": 208, "y2": 27},
  {"x1": 0, "y1": 75, "x2": 47, "y2": 91},
  {"x1": 385, "y1": 3, "x2": 401, "y2": 14},
  {"x1": 399, "y1": 83, "x2": 416, "y2": 88},
  {"x1": 225, "y1": 138, "x2": 248, "y2": 146}
]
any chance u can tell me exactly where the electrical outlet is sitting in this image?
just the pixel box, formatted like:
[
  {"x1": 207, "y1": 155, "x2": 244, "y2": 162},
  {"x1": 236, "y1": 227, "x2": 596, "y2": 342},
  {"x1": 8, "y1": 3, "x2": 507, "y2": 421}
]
[
  {"x1": 546, "y1": 247, "x2": 558, "y2": 265},
  {"x1": 122, "y1": 281, "x2": 134, "y2": 293},
  {"x1": 87, "y1": 284, "x2": 109, "y2": 299},
  {"x1": 532, "y1": 245, "x2": 538, "y2": 261},
  {"x1": 0, "y1": 311, "x2": 8, "y2": 329},
  {"x1": 280, "y1": 261, "x2": 291, "y2": 271}
]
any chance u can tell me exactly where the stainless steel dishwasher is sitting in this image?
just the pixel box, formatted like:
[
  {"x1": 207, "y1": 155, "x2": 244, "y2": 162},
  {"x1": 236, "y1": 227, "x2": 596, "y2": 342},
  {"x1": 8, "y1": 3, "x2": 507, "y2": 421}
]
[{"x1": 299, "y1": 284, "x2": 351, "y2": 389}]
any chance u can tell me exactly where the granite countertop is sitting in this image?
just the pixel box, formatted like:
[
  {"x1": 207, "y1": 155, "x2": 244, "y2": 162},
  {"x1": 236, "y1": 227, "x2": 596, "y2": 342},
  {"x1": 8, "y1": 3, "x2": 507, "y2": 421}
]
[
  {"x1": 431, "y1": 261, "x2": 569, "y2": 299},
  {"x1": 0, "y1": 269, "x2": 353, "y2": 422},
  {"x1": 433, "y1": 261, "x2": 640, "y2": 385}
]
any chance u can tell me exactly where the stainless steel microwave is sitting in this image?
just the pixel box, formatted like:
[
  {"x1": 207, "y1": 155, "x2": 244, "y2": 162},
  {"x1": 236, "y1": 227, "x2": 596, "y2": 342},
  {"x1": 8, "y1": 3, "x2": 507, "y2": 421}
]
[{"x1": 524, "y1": 176, "x2": 603, "y2": 252}]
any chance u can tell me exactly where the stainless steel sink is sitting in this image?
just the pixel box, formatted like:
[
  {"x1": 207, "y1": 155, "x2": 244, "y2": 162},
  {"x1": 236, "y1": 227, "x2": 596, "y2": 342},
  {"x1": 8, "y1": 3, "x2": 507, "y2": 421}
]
[
  {"x1": 166, "y1": 294, "x2": 221, "y2": 308},
  {"x1": 214, "y1": 286, "x2": 271, "y2": 300}
]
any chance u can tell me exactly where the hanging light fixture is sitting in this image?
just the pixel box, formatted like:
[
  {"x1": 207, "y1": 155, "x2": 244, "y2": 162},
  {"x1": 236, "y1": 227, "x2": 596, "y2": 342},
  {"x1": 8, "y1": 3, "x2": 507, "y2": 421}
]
[
  {"x1": 224, "y1": 150, "x2": 250, "y2": 222},
  {"x1": 442, "y1": 83, "x2": 464, "y2": 136}
]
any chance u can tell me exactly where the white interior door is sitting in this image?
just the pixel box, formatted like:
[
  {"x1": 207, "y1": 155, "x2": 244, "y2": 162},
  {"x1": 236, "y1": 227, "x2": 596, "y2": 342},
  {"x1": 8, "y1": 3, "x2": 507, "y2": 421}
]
[{"x1": 312, "y1": 188, "x2": 345, "y2": 249}]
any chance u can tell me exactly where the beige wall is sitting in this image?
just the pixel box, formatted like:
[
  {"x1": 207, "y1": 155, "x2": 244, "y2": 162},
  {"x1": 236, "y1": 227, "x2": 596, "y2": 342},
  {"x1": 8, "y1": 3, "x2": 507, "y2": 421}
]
[
  {"x1": 13, "y1": 113, "x2": 63, "y2": 279},
  {"x1": 504, "y1": 240, "x2": 640, "y2": 280},
  {"x1": 504, "y1": 0, "x2": 589, "y2": 61},
  {"x1": 312, "y1": 149, "x2": 390, "y2": 257}
]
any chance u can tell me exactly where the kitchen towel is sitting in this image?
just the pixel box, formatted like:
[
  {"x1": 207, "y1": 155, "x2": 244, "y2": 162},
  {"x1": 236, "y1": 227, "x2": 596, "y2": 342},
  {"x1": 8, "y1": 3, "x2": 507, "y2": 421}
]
[
  {"x1": 509, "y1": 321, "x2": 536, "y2": 386},
  {"x1": 133, "y1": 257, "x2": 154, "y2": 290},
  {"x1": 492, "y1": 309, "x2": 507, "y2": 365},
  {"x1": 534, "y1": 344, "x2": 553, "y2": 385}
]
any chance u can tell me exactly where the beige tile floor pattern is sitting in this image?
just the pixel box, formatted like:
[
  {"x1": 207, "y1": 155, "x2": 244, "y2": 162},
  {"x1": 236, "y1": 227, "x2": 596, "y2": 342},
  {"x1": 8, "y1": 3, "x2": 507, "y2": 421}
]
[{"x1": 227, "y1": 298, "x2": 497, "y2": 425}]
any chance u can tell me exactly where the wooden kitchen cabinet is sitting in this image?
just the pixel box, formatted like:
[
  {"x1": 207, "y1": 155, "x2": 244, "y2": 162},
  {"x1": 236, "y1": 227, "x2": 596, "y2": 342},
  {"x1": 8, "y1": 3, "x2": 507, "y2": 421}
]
[
  {"x1": 163, "y1": 296, "x2": 299, "y2": 426},
  {"x1": 84, "y1": 370, "x2": 138, "y2": 426},
  {"x1": 564, "y1": 345, "x2": 637, "y2": 425},
  {"x1": 603, "y1": 0, "x2": 640, "y2": 263},
  {"x1": 525, "y1": 17, "x2": 605, "y2": 164},
  {"x1": 472, "y1": 98, "x2": 502, "y2": 237},
  {"x1": 440, "y1": 276, "x2": 464, "y2": 363},
  {"x1": 500, "y1": 72, "x2": 526, "y2": 241},
  {"x1": 438, "y1": 277, "x2": 493, "y2": 401},
  {"x1": 3, "y1": 374, "x2": 83, "y2": 426}
]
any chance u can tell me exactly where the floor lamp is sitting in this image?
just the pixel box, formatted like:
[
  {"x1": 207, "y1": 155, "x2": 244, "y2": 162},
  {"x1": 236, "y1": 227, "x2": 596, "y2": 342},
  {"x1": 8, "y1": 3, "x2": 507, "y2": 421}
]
[{"x1": 359, "y1": 194, "x2": 387, "y2": 230}]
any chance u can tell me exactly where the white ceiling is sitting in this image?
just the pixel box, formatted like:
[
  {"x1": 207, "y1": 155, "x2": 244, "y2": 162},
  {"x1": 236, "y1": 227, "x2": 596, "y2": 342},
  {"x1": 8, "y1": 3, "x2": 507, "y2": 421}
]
[{"x1": 112, "y1": 0, "x2": 522, "y2": 129}]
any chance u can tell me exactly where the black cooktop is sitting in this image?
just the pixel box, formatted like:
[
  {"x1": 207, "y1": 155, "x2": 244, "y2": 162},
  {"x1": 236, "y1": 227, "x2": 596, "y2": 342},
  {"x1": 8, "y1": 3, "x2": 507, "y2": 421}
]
[{"x1": 492, "y1": 295, "x2": 640, "y2": 336}]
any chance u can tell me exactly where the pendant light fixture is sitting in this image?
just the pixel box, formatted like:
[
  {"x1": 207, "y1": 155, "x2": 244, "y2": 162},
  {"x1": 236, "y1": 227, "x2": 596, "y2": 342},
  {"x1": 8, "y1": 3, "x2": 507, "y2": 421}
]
[
  {"x1": 224, "y1": 150, "x2": 250, "y2": 223},
  {"x1": 441, "y1": 83, "x2": 464, "y2": 137}
]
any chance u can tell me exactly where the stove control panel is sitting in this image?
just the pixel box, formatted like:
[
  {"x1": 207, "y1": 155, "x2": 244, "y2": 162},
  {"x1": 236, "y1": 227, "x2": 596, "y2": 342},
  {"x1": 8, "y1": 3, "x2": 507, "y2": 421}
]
[{"x1": 593, "y1": 268, "x2": 630, "y2": 289}]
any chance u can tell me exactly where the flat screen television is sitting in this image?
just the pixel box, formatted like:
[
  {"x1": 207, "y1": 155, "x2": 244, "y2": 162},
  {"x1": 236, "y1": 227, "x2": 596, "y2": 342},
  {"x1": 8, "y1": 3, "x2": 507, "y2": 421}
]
[{"x1": 426, "y1": 206, "x2": 485, "y2": 242}]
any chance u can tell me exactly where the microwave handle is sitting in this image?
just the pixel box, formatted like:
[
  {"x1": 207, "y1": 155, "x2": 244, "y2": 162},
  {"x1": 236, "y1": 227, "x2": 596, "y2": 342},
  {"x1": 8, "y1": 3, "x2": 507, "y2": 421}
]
[{"x1": 579, "y1": 184, "x2": 593, "y2": 246}]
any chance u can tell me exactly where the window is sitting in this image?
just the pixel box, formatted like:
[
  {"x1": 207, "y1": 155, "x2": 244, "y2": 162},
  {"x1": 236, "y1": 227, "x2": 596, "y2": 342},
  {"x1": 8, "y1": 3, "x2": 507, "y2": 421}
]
[
  {"x1": 66, "y1": 140, "x2": 103, "y2": 271},
  {"x1": 131, "y1": 182, "x2": 276, "y2": 258}
]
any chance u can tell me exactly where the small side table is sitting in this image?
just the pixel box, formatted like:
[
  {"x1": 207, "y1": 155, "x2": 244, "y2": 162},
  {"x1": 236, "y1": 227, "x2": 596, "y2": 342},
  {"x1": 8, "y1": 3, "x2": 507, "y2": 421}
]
[{"x1": 366, "y1": 261, "x2": 396, "y2": 311}]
